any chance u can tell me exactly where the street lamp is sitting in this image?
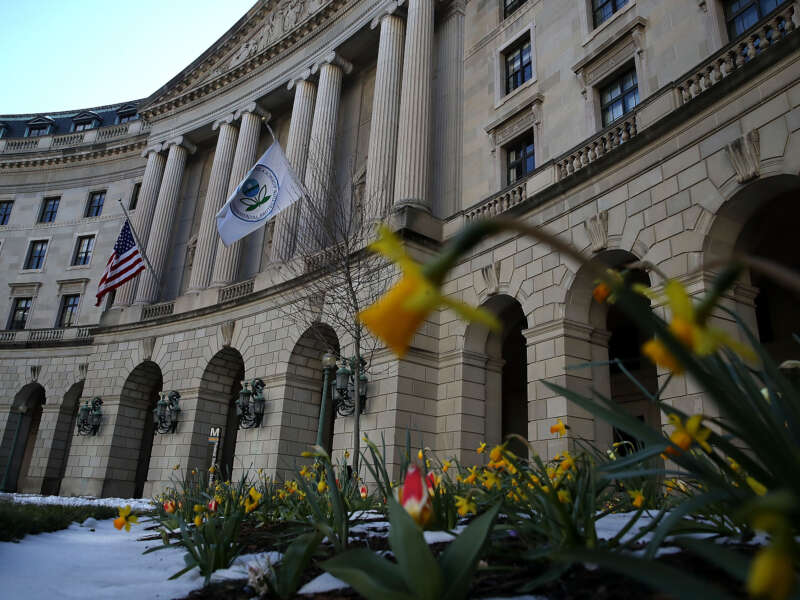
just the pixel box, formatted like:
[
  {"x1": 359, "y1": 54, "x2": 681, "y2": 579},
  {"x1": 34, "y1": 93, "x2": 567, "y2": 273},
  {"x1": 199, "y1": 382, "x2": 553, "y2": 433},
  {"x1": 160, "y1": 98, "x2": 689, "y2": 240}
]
[
  {"x1": 76, "y1": 397, "x2": 103, "y2": 436},
  {"x1": 237, "y1": 378, "x2": 266, "y2": 429},
  {"x1": 153, "y1": 391, "x2": 181, "y2": 434},
  {"x1": 334, "y1": 356, "x2": 367, "y2": 417},
  {"x1": 315, "y1": 352, "x2": 338, "y2": 448}
]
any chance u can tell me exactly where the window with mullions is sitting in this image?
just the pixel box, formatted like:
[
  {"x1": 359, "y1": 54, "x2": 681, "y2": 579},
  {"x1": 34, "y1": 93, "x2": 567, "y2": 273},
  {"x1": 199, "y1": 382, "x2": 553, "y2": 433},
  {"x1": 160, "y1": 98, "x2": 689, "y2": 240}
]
[
  {"x1": 593, "y1": 0, "x2": 629, "y2": 28},
  {"x1": 38, "y1": 197, "x2": 60, "y2": 223},
  {"x1": 57, "y1": 294, "x2": 80, "y2": 328},
  {"x1": 724, "y1": 0, "x2": 788, "y2": 39},
  {"x1": 73, "y1": 121, "x2": 96, "y2": 132},
  {"x1": 24, "y1": 240, "x2": 48, "y2": 270},
  {"x1": 0, "y1": 201, "x2": 12, "y2": 225},
  {"x1": 504, "y1": 0, "x2": 528, "y2": 19},
  {"x1": 72, "y1": 235, "x2": 95, "y2": 266},
  {"x1": 506, "y1": 131, "x2": 535, "y2": 186},
  {"x1": 600, "y1": 67, "x2": 639, "y2": 127},
  {"x1": 118, "y1": 114, "x2": 137, "y2": 124},
  {"x1": 85, "y1": 191, "x2": 105, "y2": 218},
  {"x1": 26, "y1": 125, "x2": 50, "y2": 137},
  {"x1": 129, "y1": 182, "x2": 141, "y2": 211},
  {"x1": 8, "y1": 298, "x2": 32, "y2": 330},
  {"x1": 505, "y1": 37, "x2": 533, "y2": 95}
]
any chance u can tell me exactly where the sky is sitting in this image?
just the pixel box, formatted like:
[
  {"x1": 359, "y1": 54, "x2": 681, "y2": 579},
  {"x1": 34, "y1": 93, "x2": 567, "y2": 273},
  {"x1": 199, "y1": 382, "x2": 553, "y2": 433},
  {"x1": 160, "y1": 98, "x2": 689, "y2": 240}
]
[{"x1": 0, "y1": 0, "x2": 257, "y2": 115}]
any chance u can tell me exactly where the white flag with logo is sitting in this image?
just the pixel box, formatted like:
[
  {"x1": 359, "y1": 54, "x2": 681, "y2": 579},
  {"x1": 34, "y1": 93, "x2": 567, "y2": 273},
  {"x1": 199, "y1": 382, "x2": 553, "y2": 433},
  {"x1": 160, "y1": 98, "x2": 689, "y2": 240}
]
[{"x1": 216, "y1": 141, "x2": 304, "y2": 246}]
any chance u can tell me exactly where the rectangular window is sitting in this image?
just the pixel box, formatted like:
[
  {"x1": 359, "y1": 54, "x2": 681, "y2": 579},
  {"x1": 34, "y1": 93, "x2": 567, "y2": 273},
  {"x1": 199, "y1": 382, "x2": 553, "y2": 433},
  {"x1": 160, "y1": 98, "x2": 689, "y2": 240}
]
[
  {"x1": 503, "y1": 0, "x2": 528, "y2": 19},
  {"x1": 26, "y1": 125, "x2": 49, "y2": 137},
  {"x1": 38, "y1": 197, "x2": 60, "y2": 223},
  {"x1": 85, "y1": 191, "x2": 105, "y2": 218},
  {"x1": 504, "y1": 37, "x2": 533, "y2": 95},
  {"x1": 129, "y1": 182, "x2": 141, "y2": 211},
  {"x1": 506, "y1": 131, "x2": 535, "y2": 185},
  {"x1": 724, "y1": 0, "x2": 788, "y2": 39},
  {"x1": 593, "y1": 0, "x2": 629, "y2": 28},
  {"x1": 8, "y1": 298, "x2": 32, "y2": 330},
  {"x1": 118, "y1": 114, "x2": 136, "y2": 124},
  {"x1": 0, "y1": 201, "x2": 12, "y2": 226},
  {"x1": 600, "y1": 67, "x2": 639, "y2": 127},
  {"x1": 24, "y1": 240, "x2": 48, "y2": 270},
  {"x1": 72, "y1": 235, "x2": 95, "y2": 266},
  {"x1": 57, "y1": 294, "x2": 81, "y2": 328},
  {"x1": 73, "y1": 121, "x2": 95, "y2": 132}
]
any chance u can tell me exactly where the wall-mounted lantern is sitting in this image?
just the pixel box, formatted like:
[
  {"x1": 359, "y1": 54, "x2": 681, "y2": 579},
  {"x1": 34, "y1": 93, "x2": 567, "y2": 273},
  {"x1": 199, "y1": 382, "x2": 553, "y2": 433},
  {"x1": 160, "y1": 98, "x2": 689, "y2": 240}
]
[
  {"x1": 76, "y1": 397, "x2": 103, "y2": 436},
  {"x1": 334, "y1": 356, "x2": 367, "y2": 417},
  {"x1": 236, "y1": 378, "x2": 265, "y2": 429},
  {"x1": 153, "y1": 390, "x2": 181, "y2": 434}
]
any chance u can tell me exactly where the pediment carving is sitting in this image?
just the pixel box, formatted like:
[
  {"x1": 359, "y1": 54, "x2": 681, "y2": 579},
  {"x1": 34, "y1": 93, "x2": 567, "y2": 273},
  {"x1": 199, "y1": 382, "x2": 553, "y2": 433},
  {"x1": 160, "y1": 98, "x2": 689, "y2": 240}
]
[
  {"x1": 481, "y1": 261, "x2": 502, "y2": 296},
  {"x1": 142, "y1": 336, "x2": 156, "y2": 361},
  {"x1": 584, "y1": 210, "x2": 609, "y2": 253},
  {"x1": 725, "y1": 130, "x2": 760, "y2": 184},
  {"x1": 220, "y1": 320, "x2": 235, "y2": 347}
]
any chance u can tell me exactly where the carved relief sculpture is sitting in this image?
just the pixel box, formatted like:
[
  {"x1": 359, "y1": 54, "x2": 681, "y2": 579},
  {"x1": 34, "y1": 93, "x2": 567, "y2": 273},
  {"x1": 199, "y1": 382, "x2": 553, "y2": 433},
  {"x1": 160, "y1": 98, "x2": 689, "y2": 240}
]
[{"x1": 726, "y1": 130, "x2": 761, "y2": 184}]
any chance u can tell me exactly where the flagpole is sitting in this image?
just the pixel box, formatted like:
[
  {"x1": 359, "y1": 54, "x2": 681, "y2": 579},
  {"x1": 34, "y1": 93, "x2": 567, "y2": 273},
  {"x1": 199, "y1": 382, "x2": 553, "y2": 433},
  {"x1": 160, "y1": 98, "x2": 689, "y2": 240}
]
[{"x1": 116, "y1": 198, "x2": 161, "y2": 291}]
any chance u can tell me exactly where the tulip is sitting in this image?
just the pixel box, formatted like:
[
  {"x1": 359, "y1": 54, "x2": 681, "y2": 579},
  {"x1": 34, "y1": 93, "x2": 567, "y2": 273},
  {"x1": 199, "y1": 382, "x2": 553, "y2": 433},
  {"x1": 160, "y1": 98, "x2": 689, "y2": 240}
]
[{"x1": 398, "y1": 464, "x2": 432, "y2": 528}]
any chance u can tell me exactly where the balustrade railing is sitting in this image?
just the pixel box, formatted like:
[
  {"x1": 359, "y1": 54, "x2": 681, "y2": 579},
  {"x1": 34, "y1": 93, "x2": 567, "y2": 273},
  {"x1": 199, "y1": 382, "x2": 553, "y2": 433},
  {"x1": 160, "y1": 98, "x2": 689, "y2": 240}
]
[
  {"x1": 96, "y1": 124, "x2": 129, "y2": 141},
  {"x1": 28, "y1": 328, "x2": 65, "y2": 342},
  {"x1": 0, "y1": 331, "x2": 17, "y2": 342},
  {"x1": 465, "y1": 180, "x2": 527, "y2": 222},
  {"x1": 219, "y1": 278, "x2": 254, "y2": 303},
  {"x1": 555, "y1": 115, "x2": 638, "y2": 181},
  {"x1": 141, "y1": 301, "x2": 175, "y2": 320},
  {"x1": 5, "y1": 138, "x2": 38, "y2": 152},
  {"x1": 52, "y1": 132, "x2": 85, "y2": 147}
]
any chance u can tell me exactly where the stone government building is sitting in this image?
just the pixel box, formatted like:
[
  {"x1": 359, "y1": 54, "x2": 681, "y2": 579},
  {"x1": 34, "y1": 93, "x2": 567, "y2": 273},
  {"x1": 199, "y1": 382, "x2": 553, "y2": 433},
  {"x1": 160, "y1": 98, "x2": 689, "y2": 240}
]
[{"x1": 1, "y1": 0, "x2": 799, "y2": 497}]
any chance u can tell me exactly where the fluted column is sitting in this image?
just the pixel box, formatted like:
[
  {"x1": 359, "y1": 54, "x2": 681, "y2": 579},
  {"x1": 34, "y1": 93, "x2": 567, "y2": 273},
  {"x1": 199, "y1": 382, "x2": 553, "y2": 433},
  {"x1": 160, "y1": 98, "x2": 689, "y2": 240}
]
[
  {"x1": 211, "y1": 104, "x2": 267, "y2": 287},
  {"x1": 394, "y1": 0, "x2": 435, "y2": 210},
  {"x1": 188, "y1": 116, "x2": 238, "y2": 292},
  {"x1": 270, "y1": 73, "x2": 318, "y2": 262},
  {"x1": 365, "y1": 11, "x2": 406, "y2": 219},
  {"x1": 134, "y1": 137, "x2": 196, "y2": 304},
  {"x1": 113, "y1": 145, "x2": 166, "y2": 307},
  {"x1": 302, "y1": 53, "x2": 352, "y2": 251}
]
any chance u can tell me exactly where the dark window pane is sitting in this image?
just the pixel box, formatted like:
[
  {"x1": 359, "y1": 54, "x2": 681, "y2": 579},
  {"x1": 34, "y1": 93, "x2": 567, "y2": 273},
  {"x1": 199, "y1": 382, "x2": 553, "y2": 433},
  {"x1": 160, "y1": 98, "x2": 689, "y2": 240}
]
[
  {"x1": 600, "y1": 67, "x2": 639, "y2": 127},
  {"x1": 725, "y1": 0, "x2": 788, "y2": 39},
  {"x1": 505, "y1": 38, "x2": 533, "y2": 94},
  {"x1": 506, "y1": 131, "x2": 536, "y2": 186},
  {"x1": 129, "y1": 182, "x2": 141, "y2": 211},
  {"x1": 39, "y1": 197, "x2": 59, "y2": 223},
  {"x1": 85, "y1": 191, "x2": 105, "y2": 218},
  {"x1": 0, "y1": 201, "x2": 12, "y2": 226},
  {"x1": 58, "y1": 294, "x2": 80, "y2": 328},
  {"x1": 73, "y1": 235, "x2": 95, "y2": 266},
  {"x1": 24, "y1": 240, "x2": 48, "y2": 270},
  {"x1": 504, "y1": 0, "x2": 528, "y2": 19},
  {"x1": 8, "y1": 298, "x2": 32, "y2": 330},
  {"x1": 593, "y1": 0, "x2": 628, "y2": 27}
]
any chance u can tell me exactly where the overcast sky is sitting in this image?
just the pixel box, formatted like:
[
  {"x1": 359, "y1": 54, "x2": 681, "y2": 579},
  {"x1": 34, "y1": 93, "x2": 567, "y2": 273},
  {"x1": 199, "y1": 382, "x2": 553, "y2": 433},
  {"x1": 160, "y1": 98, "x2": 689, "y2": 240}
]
[{"x1": 0, "y1": 0, "x2": 256, "y2": 115}]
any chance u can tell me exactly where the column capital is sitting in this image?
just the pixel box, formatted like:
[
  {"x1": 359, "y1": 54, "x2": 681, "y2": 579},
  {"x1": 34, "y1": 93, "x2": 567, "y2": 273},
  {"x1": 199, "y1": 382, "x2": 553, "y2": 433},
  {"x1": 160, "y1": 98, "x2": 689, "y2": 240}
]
[
  {"x1": 371, "y1": 1, "x2": 405, "y2": 29},
  {"x1": 287, "y1": 68, "x2": 314, "y2": 90},
  {"x1": 166, "y1": 136, "x2": 197, "y2": 155},
  {"x1": 234, "y1": 102, "x2": 271, "y2": 121},
  {"x1": 311, "y1": 51, "x2": 353, "y2": 76},
  {"x1": 140, "y1": 142, "x2": 163, "y2": 158},
  {"x1": 212, "y1": 113, "x2": 237, "y2": 131}
]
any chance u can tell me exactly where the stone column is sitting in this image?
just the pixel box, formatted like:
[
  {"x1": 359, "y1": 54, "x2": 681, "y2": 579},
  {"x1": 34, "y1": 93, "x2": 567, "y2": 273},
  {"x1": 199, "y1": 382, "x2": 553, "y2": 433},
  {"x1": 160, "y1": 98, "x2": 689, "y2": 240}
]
[
  {"x1": 270, "y1": 74, "x2": 317, "y2": 262},
  {"x1": 393, "y1": 0, "x2": 435, "y2": 211},
  {"x1": 365, "y1": 10, "x2": 406, "y2": 219},
  {"x1": 302, "y1": 53, "x2": 352, "y2": 251},
  {"x1": 135, "y1": 137, "x2": 196, "y2": 304},
  {"x1": 211, "y1": 104, "x2": 268, "y2": 287},
  {"x1": 188, "y1": 115, "x2": 239, "y2": 292},
  {"x1": 113, "y1": 145, "x2": 166, "y2": 307}
]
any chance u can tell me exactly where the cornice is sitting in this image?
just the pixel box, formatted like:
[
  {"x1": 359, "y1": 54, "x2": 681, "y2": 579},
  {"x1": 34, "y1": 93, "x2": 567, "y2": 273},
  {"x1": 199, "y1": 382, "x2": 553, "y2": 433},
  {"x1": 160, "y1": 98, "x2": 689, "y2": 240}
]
[{"x1": 0, "y1": 138, "x2": 148, "y2": 170}]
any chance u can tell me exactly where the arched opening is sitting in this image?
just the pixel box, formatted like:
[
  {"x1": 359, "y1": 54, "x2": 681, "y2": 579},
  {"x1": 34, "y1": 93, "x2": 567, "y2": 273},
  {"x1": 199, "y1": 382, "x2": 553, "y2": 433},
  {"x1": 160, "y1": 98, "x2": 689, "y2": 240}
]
[
  {"x1": 200, "y1": 347, "x2": 245, "y2": 480},
  {"x1": 118, "y1": 361, "x2": 162, "y2": 498},
  {"x1": 2, "y1": 383, "x2": 46, "y2": 492},
  {"x1": 42, "y1": 381, "x2": 84, "y2": 495},
  {"x1": 286, "y1": 325, "x2": 340, "y2": 456},
  {"x1": 465, "y1": 295, "x2": 529, "y2": 458}
]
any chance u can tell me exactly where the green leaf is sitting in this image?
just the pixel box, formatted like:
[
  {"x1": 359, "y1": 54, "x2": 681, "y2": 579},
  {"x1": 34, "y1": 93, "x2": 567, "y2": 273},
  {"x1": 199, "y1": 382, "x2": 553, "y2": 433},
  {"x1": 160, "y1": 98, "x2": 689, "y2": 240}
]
[
  {"x1": 439, "y1": 502, "x2": 501, "y2": 600},
  {"x1": 672, "y1": 537, "x2": 751, "y2": 582},
  {"x1": 275, "y1": 531, "x2": 323, "y2": 599},
  {"x1": 387, "y1": 498, "x2": 443, "y2": 600},
  {"x1": 322, "y1": 549, "x2": 415, "y2": 600}
]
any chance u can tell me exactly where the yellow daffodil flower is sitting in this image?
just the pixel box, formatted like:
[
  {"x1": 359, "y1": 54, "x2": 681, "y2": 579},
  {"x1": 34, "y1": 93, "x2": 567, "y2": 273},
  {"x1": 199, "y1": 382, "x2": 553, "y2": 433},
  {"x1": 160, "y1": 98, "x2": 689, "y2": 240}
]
[
  {"x1": 113, "y1": 505, "x2": 138, "y2": 532},
  {"x1": 417, "y1": 449, "x2": 424, "y2": 461},
  {"x1": 662, "y1": 414, "x2": 712, "y2": 457},
  {"x1": 442, "y1": 460, "x2": 451, "y2": 473},
  {"x1": 194, "y1": 514, "x2": 204, "y2": 528},
  {"x1": 358, "y1": 226, "x2": 499, "y2": 357},
  {"x1": 628, "y1": 489, "x2": 645, "y2": 508},
  {"x1": 477, "y1": 442, "x2": 487, "y2": 454},
  {"x1": 318, "y1": 479, "x2": 328, "y2": 494},
  {"x1": 481, "y1": 470, "x2": 501, "y2": 490},
  {"x1": 747, "y1": 546, "x2": 796, "y2": 600},
  {"x1": 557, "y1": 489, "x2": 571, "y2": 504},
  {"x1": 455, "y1": 495, "x2": 477, "y2": 516},
  {"x1": 558, "y1": 452, "x2": 575, "y2": 473},
  {"x1": 244, "y1": 486, "x2": 262, "y2": 513},
  {"x1": 550, "y1": 419, "x2": 567, "y2": 437},
  {"x1": 747, "y1": 476, "x2": 768, "y2": 496},
  {"x1": 593, "y1": 282, "x2": 611, "y2": 304},
  {"x1": 464, "y1": 465, "x2": 479, "y2": 485}
]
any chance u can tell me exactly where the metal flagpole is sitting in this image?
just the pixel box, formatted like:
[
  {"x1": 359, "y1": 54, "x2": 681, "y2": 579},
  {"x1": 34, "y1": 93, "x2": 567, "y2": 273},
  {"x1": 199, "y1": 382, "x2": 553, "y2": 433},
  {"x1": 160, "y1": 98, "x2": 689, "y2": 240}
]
[{"x1": 116, "y1": 197, "x2": 161, "y2": 291}]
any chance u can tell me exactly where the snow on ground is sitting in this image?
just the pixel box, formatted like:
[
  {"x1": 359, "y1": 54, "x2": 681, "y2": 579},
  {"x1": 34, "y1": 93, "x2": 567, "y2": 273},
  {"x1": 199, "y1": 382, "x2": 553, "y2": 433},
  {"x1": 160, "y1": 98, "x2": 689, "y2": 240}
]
[{"x1": 0, "y1": 492, "x2": 154, "y2": 512}]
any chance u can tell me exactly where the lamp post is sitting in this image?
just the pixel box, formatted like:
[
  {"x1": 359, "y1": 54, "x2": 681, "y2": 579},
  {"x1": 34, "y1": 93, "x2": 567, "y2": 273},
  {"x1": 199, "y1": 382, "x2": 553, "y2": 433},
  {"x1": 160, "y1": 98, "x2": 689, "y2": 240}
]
[
  {"x1": 316, "y1": 352, "x2": 338, "y2": 449},
  {"x1": 76, "y1": 397, "x2": 103, "y2": 436},
  {"x1": 153, "y1": 391, "x2": 181, "y2": 434},
  {"x1": 0, "y1": 404, "x2": 28, "y2": 492},
  {"x1": 236, "y1": 378, "x2": 266, "y2": 429}
]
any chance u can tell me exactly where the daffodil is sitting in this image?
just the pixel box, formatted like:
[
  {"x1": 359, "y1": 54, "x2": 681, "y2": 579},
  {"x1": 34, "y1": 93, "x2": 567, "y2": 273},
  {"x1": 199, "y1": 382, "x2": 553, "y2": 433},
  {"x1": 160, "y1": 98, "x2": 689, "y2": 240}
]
[
  {"x1": 244, "y1": 487, "x2": 262, "y2": 513},
  {"x1": 593, "y1": 282, "x2": 611, "y2": 304},
  {"x1": 442, "y1": 460, "x2": 451, "y2": 473},
  {"x1": 318, "y1": 479, "x2": 328, "y2": 494},
  {"x1": 417, "y1": 449, "x2": 424, "y2": 461},
  {"x1": 489, "y1": 444, "x2": 504, "y2": 463},
  {"x1": 359, "y1": 226, "x2": 499, "y2": 357},
  {"x1": 455, "y1": 495, "x2": 477, "y2": 516},
  {"x1": 628, "y1": 489, "x2": 645, "y2": 508},
  {"x1": 194, "y1": 514, "x2": 204, "y2": 528},
  {"x1": 113, "y1": 505, "x2": 138, "y2": 532},
  {"x1": 640, "y1": 280, "x2": 754, "y2": 374},
  {"x1": 464, "y1": 465, "x2": 479, "y2": 485},
  {"x1": 663, "y1": 413, "x2": 712, "y2": 457},
  {"x1": 476, "y1": 442, "x2": 487, "y2": 454},
  {"x1": 747, "y1": 546, "x2": 796, "y2": 600},
  {"x1": 550, "y1": 419, "x2": 567, "y2": 437},
  {"x1": 481, "y1": 470, "x2": 501, "y2": 490},
  {"x1": 558, "y1": 452, "x2": 575, "y2": 472},
  {"x1": 557, "y1": 489, "x2": 571, "y2": 504},
  {"x1": 747, "y1": 476, "x2": 768, "y2": 496}
]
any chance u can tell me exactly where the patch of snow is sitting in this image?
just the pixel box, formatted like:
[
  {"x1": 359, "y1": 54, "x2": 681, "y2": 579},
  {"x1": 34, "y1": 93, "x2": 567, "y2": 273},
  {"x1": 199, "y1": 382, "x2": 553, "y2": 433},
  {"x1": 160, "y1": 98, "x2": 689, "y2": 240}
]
[
  {"x1": 349, "y1": 520, "x2": 389, "y2": 533},
  {"x1": 298, "y1": 572, "x2": 349, "y2": 594},
  {"x1": 209, "y1": 551, "x2": 282, "y2": 583},
  {"x1": 1, "y1": 492, "x2": 153, "y2": 512},
  {"x1": 350, "y1": 509, "x2": 385, "y2": 521},
  {"x1": 80, "y1": 517, "x2": 98, "y2": 528},
  {"x1": 423, "y1": 530, "x2": 456, "y2": 544}
]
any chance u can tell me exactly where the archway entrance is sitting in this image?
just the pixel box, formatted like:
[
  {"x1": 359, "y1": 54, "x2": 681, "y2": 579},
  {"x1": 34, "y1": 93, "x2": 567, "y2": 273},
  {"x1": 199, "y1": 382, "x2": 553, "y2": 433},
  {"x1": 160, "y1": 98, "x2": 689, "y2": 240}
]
[
  {"x1": 465, "y1": 295, "x2": 529, "y2": 458},
  {"x1": 41, "y1": 381, "x2": 84, "y2": 495},
  {"x1": 118, "y1": 362, "x2": 162, "y2": 498},
  {"x1": 286, "y1": 325, "x2": 340, "y2": 456},
  {"x1": 2, "y1": 383, "x2": 45, "y2": 492},
  {"x1": 200, "y1": 347, "x2": 245, "y2": 480}
]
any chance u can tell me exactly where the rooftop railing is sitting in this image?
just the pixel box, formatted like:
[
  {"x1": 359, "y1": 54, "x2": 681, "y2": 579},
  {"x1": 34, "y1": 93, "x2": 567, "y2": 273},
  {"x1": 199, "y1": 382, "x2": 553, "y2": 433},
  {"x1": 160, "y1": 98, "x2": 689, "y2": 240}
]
[{"x1": 0, "y1": 120, "x2": 149, "y2": 154}]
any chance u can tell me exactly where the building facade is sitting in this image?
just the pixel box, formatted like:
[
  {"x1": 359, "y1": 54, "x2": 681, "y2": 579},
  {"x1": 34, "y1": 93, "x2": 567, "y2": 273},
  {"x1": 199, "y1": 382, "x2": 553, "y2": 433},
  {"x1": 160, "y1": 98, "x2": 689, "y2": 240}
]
[{"x1": 1, "y1": 0, "x2": 799, "y2": 498}]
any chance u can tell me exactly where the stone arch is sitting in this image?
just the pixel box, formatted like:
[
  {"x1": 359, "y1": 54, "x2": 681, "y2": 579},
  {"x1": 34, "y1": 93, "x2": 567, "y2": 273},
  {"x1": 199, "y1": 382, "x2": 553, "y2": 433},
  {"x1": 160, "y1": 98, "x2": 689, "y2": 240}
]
[
  {"x1": 198, "y1": 346, "x2": 245, "y2": 480},
  {"x1": 1, "y1": 382, "x2": 46, "y2": 492},
  {"x1": 703, "y1": 173, "x2": 800, "y2": 363},
  {"x1": 39, "y1": 380, "x2": 84, "y2": 495}
]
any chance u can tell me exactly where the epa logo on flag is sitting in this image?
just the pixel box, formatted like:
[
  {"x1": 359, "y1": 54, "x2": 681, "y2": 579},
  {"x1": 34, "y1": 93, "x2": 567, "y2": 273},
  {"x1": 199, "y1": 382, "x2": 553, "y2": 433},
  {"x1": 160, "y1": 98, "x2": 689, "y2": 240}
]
[{"x1": 231, "y1": 164, "x2": 280, "y2": 223}]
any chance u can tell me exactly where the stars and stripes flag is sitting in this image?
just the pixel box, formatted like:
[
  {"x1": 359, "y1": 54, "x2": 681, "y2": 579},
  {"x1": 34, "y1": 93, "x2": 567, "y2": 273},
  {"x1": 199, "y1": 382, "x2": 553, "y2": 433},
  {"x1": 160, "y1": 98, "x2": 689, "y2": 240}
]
[{"x1": 95, "y1": 219, "x2": 145, "y2": 306}]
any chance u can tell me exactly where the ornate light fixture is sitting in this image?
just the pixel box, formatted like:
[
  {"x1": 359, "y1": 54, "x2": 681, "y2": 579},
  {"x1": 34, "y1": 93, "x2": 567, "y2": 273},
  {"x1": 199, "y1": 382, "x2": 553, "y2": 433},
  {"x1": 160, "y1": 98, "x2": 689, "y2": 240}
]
[
  {"x1": 153, "y1": 390, "x2": 181, "y2": 434},
  {"x1": 315, "y1": 352, "x2": 339, "y2": 447},
  {"x1": 76, "y1": 397, "x2": 103, "y2": 436},
  {"x1": 236, "y1": 378, "x2": 266, "y2": 429},
  {"x1": 334, "y1": 356, "x2": 367, "y2": 417}
]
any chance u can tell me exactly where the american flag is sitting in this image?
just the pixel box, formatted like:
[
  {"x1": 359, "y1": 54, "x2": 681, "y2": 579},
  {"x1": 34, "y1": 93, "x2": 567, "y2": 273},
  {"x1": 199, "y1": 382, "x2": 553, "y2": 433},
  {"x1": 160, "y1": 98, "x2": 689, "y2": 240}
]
[{"x1": 95, "y1": 220, "x2": 145, "y2": 306}]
